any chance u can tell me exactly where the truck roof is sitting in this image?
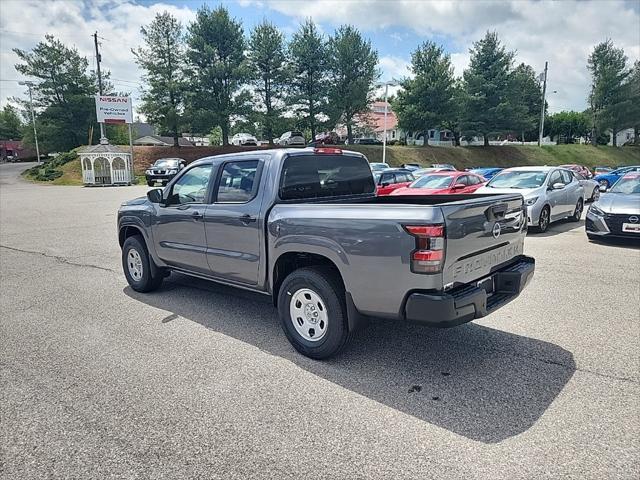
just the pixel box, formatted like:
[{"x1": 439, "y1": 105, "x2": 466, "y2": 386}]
[{"x1": 190, "y1": 147, "x2": 365, "y2": 168}]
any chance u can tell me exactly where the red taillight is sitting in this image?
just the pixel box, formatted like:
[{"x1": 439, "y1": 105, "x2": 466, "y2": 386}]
[
  {"x1": 404, "y1": 224, "x2": 445, "y2": 274},
  {"x1": 405, "y1": 225, "x2": 444, "y2": 237},
  {"x1": 314, "y1": 147, "x2": 342, "y2": 154}
]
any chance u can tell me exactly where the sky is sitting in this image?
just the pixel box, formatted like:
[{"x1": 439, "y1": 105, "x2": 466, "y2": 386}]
[{"x1": 1, "y1": 0, "x2": 639, "y2": 118}]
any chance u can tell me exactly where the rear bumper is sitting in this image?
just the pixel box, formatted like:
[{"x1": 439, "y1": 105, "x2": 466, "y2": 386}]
[{"x1": 404, "y1": 256, "x2": 535, "y2": 328}]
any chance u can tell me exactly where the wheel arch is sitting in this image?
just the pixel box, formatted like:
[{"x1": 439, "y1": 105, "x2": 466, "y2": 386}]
[
  {"x1": 118, "y1": 224, "x2": 146, "y2": 248},
  {"x1": 271, "y1": 251, "x2": 368, "y2": 333}
]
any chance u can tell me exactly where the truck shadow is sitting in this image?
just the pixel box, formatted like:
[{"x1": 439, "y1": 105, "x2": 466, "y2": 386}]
[{"x1": 124, "y1": 273, "x2": 576, "y2": 444}]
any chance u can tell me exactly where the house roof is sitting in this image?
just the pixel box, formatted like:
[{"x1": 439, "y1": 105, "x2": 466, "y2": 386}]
[
  {"x1": 134, "y1": 135, "x2": 194, "y2": 146},
  {"x1": 369, "y1": 101, "x2": 398, "y2": 132},
  {"x1": 78, "y1": 143, "x2": 126, "y2": 153}
]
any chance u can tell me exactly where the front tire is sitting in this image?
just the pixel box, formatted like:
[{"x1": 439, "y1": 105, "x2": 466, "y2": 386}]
[
  {"x1": 147, "y1": 181, "x2": 154, "y2": 187},
  {"x1": 277, "y1": 267, "x2": 352, "y2": 360},
  {"x1": 122, "y1": 235, "x2": 164, "y2": 292},
  {"x1": 570, "y1": 198, "x2": 583, "y2": 222},
  {"x1": 536, "y1": 206, "x2": 551, "y2": 233}
]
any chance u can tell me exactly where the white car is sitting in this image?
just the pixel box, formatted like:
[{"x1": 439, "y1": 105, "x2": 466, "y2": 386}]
[
  {"x1": 369, "y1": 162, "x2": 390, "y2": 172},
  {"x1": 475, "y1": 166, "x2": 585, "y2": 233},
  {"x1": 231, "y1": 133, "x2": 258, "y2": 146},
  {"x1": 277, "y1": 131, "x2": 305, "y2": 147},
  {"x1": 572, "y1": 171, "x2": 601, "y2": 202}
]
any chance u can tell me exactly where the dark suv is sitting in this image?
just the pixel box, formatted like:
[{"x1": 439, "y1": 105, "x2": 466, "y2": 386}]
[{"x1": 145, "y1": 158, "x2": 186, "y2": 186}]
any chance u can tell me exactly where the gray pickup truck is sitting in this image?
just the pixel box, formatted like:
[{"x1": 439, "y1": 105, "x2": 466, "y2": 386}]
[{"x1": 118, "y1": 148, "x2": 534, "y2": 359}]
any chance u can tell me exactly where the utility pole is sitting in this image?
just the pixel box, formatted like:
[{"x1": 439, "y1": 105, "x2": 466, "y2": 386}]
[
  {"x1": 19, "y1": 81, "x2": 40, "y2": 164},
  {"x1": 93, "y1": 32, "x2": 107, "y2": 144},
  {"x1": 538, "y1": 61, "x2": 548, "y2": 147},
  {"x1": 376, "y1": 80, "x2": 399, "y2": 164}
]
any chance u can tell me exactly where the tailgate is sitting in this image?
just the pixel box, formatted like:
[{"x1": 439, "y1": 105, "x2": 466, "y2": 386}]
[{"x1": 440, "y1": 194, "x2": 527, "y2": 288}]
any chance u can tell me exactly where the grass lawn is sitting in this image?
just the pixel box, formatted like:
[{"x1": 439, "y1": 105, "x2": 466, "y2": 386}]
[
  {"x1": 22, "y1": 143, "x2": 640, "y2": 185},
  {"x1": 347, "y1": 144, "x2": 640, "y2": 170}
]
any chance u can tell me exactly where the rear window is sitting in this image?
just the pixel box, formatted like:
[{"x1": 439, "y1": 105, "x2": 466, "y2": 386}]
[
  {"x1": 279, "y1": 155, "x2": 375, "y2": 200},
  {"x1": 291, "y1": 131, "x2": 303, "y2": 138}
]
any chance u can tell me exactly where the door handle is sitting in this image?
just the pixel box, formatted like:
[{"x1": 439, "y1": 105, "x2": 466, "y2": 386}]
[
  {"x1": 239, "y1": 214, "x2": 256, "y2": 224},
  {"x1": 191, "y1": 211, "x2": 203, "y2": 220}
]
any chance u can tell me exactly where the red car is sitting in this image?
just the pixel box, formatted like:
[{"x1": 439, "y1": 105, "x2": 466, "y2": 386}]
[
  {"x1": 374, "y1": 168, "x2": 415, "y2": 195},
  {"x1": 560, "y1": 164, "x2": 593, "y2": 179},
  {"x1": 390, "y1": 171, "x2": 486, "y2": 196}
]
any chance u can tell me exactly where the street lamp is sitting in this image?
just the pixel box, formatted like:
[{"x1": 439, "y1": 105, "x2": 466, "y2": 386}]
[
  {"x1": 19, "y1": 81, "x2": 41, "y2": 164},
  {"x1": 376, "y1": 80, "x2": 400, "y2": 164}
]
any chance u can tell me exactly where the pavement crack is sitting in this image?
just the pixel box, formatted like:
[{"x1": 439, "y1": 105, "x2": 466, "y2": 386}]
[
  {"x1": 0, "y1": 244, "x2": 117, "y2": 273},
  {"x1": 441, "y1": 337, "x2": 639, "y2": 386}
]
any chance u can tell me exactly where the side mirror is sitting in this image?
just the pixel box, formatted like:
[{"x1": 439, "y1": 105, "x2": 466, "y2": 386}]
[
  {"x1": 551, "y1": 182, "x2": 565, "y2": 190},
  {"x1": 147, "y1": 188, "x2": 163, "y2": 204},
  {"x1": 599, "y1": 185, "x2": 607, "y2": 192},
  {"x1": 381, "y1": 182, "x2": 390, "y2": 187},
  {"x1": 452, "y1": 183, "x2": 466, "y2": 190}
]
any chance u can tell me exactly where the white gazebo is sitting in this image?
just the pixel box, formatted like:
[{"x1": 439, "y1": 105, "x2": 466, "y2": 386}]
[{"x1": 79, "y1": 143, "x2": 133, "y2": 186}]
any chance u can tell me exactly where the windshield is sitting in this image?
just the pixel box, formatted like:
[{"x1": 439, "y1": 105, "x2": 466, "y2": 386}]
[
  {"x1": 410, "y1": 174, "x2": 453, "y2": 189},
  {"x1": 370, "y1": 163, "x2": 389, "y2": 171},
  {"x1": 609, "y1": 175, "x2": 640, "y2": 194},
  {"x1": 154, "y1": 159, "x2": 179, "y2": 168},
  {"x1": 487, "y1": 170, "x2": 548, "y2": 189}
]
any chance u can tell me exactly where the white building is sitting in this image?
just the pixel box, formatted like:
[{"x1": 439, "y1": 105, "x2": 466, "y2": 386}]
[{"x1": 609, "y1": 128, "x2": 635, "y2": 146}]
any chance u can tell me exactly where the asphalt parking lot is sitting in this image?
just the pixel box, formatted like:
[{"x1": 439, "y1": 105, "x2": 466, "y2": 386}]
[{"x1": 1, "y1": 161, "x2": 638, "y2": 479}]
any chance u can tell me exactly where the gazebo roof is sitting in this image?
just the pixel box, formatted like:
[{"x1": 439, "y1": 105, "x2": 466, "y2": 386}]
[{"x1": 79, "y1": 143, "x2": 126, "y2": 154}]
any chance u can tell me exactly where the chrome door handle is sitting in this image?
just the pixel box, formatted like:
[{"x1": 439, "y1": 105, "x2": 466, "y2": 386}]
[
  {"x1": 239, "y1": 214, "x2": 256, "y2": 224},
  {"x1": 191, "y1": 211, "x2": 203, "y2": 220}
]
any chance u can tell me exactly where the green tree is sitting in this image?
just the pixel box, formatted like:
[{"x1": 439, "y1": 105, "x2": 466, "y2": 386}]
[
  {"x1": 247, "y1": 21, "x2": 287, "y2": 145},
  {"x1": 208, "y1": 126, "x2": 222, "y2": 146},
  {"x1": 588, "y1": 40, "x2": 630, "y2": 146},
  {"x1": 133, "y1": 12, "x2": 187, "y2": 148},
  {"x1": 394, "y1": 41, "x2": 457, "y2": 146},
  {"x1": 327, "y1": 25, "x2": 379, "y2": 144},
  {"x1": 619, "y1": 60, "x2": 640, "y2": 144},
  {"x1": 461, "y1": 32, "x2": 516, "y2": 146},
  {"x1": 186, "y1": 5, "x2": 247, "y2": 146},
  {"x1": 0, "y1": 105, "x2": 24, "y2": 140},
  {"x1": 545, "y1": 111, "x2": 589, "y2": 143},
  {"x1": 13, "y1": 35, "x2": 102, "y2": 151},
  {"x1": 440, "y1": 79, "x2": 464, "y2": 146},
  {"x1": 288, "y1": 19, "x2": 327, "y2": 140},
  {"x1": 507, "y1": 63, "x2": 542, "y2": 141}
]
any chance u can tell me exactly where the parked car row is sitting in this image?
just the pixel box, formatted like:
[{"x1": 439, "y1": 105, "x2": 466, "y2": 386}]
[{"x1": 372, "y1": 162, "x2": 614, "y2": 234}]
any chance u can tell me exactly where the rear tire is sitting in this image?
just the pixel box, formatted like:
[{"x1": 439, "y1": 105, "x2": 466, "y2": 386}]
[
  {"x1": 122, "y1": 235, "x2": 164, "y2": 292},
  {"x1": 277, "y1": 267, "x2": 352, "y2": 360},
  {"x1": 569, "y1": 198, "x2": 583, "y2": 222}
]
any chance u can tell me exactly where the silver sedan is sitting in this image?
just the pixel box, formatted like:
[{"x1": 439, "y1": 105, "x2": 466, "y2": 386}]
[
  {"x1": 475, "y1": 166, "x2": 585, "y2": 233},
  {"x1": 586, "y1": 173, "x2": 640, "y2": 240}
]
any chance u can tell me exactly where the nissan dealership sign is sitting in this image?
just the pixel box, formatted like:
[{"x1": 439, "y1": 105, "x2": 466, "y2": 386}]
[{"x1": 95, "y1": 95, "x2": 133, "y2": 124}]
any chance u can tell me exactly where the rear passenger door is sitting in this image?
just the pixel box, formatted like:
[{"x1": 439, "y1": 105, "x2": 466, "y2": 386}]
[
  {"x1": 561, "y1": 169, "x2": 581, "y2": 212},
  {"x1": 203, "y1": 159, "x2": 265, "y2": 285}
]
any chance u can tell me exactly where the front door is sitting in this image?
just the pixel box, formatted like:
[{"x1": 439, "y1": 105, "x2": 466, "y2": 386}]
[
  {"x1": 152, "y1": 164, "x2": 213, "y2": 274},
  {"x1": 204, "y1": 159, "x2": 265, "y2": 285},
  {"x1": 546, "y1": 169, "x2": 567, "y2": 220}
]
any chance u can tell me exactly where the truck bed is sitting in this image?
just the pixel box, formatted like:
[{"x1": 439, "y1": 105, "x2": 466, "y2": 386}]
[{"x1": 268, "y1": 192, "x2": 527, "y2": 318}]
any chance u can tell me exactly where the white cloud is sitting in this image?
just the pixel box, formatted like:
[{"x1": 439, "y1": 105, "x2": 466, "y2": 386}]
[
  {"x1": 0, "y1": 0, "x2": 196, "y2": 116},
  {"x1": 1, "y1": 0, "x2": 638, "y2": 116},
  {"x1": 378, "y1": 56, "x2": 411, "y2": 82},
  {"x1": 252, "y1": 0, "x2": 640, "y2": 112}
]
